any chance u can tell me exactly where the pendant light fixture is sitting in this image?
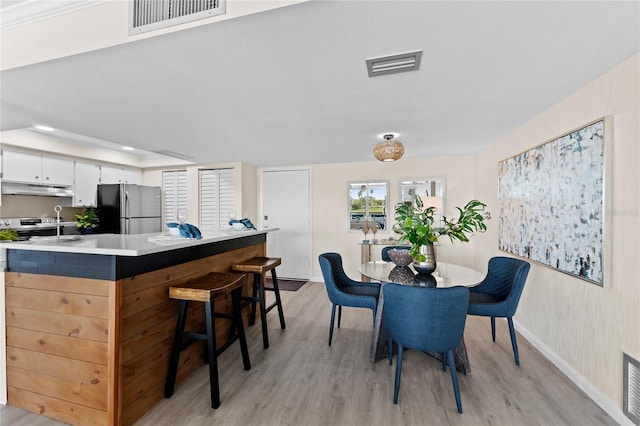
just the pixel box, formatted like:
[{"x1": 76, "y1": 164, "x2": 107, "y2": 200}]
[{"x1": 373, "y1": 134, "x2": 404, "y2": 162}]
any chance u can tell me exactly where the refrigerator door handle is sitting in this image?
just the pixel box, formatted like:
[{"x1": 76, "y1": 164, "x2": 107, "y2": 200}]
[{"x1": 125, "y1": 190, "x2": 130, "y2": 234}]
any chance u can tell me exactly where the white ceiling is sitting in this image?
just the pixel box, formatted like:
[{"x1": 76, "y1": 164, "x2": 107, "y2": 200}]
[{"x1": 1, "y1": 1, "x2": 638, "y2": 167}]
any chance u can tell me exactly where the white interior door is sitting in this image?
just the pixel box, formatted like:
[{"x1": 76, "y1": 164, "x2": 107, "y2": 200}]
[{"x1": 261, "y1": 169, "x2": 311, "y2": 280}]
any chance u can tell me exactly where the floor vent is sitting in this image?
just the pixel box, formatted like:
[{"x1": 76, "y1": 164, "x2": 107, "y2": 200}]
[
  {"x1": 624, "y1": 353, "x2": 640, "y2": 425},
  {"x1": 365, "y1": 50, "x2": 422, "y2": 78},
  {"x1": 129, "y1": 0, "x2": 226, "y2": 35}
]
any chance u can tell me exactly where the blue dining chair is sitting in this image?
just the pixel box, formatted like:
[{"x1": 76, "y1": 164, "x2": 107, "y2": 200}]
[
  {"x1": 383, "y1": 284, "x2": 469, "y2": 413},
  {"x1": 467, "y1": 256, "x2": 531, "y2": 365},
  {"x1": 381, "y1": 245, "x2": 410, "y2": 262},
  {"x1": 318, "y1": 252, "x2": 380, "y2": 346}
]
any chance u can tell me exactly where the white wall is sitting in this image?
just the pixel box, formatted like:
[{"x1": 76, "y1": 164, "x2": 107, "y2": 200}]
[
  {"x1": 310, "y1": 155, "x2": 479, "y2": 280},
  {"x1": 1, "y1": 1, "x2": 307, "y2": 71},
  {"x1": 473, "y1": 53, "x2": 639, "y2": 422}
]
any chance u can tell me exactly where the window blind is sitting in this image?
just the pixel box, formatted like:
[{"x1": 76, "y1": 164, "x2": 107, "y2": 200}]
[
  {"x1": 162, "y1": 170, "x2": 187, "y2": 225},
  {"x1": 199, "y1": 168, "x2": 235, "y2": 234}
]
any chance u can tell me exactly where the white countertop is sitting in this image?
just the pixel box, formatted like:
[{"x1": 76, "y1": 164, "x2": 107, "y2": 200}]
[{"x1": 0, "y1": 228, "x2": 277, "y2": 257}]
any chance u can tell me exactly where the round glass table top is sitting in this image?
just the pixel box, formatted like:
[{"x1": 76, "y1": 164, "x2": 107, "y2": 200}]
[{"x1": 359, "y1": 261, "x2": 483, "y2": 287}]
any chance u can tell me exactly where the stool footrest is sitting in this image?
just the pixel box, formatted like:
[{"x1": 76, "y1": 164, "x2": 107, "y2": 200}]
[
  {"x1": 182, "y1": 332, "x2": 207, "y2": 342},
  {"x1": 264, "y1": 302, "x2": 279, "y2": 314}
]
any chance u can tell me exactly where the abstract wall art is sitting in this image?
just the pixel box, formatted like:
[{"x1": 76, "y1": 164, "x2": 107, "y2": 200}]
[{"x1": 498, "y1": 117, "x2": 612, "y2": 286}]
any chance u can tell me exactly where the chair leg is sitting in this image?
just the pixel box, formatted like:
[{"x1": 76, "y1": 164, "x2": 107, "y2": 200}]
[
  {"x1": 337, "y1": 305, "x2": 342, "y2": 328},
  {"x1": 204, "y1": 301, "x2": 220, "y2": 409},
  {"x1": 393, "y1": 345, "x2": 404, "y2": 404},
  {"x1": 249, "y1": 275, "x2": 258, "y2": 326},
  {"x1": 491, "y1": 316, "x2": 496, "y2": 342},
  {"x1": 329, "y1": 304, "x2": 336, "y2": 346},
  {"x1": 164, "y1": 300, "x2": 188, "y2": 399},
  {"x1": 507, "y1": 316, "x2": 520, "y2": 366},
  {"x1": 231, "y1": 288, "x2": 251, "y2": 371},
  {"x1": 441, "y1": 352, "x2": 447, "y2": 371},
  {"x1": 388, "y1": 338, "x2": 393, "y2": 365},
  {"x1": 270, "y1": 269, "x2": 286, "y2": 329},
  {"x1": 447, "y1": 350, "x2": 463, "y2": 414},
  {"x1": 256, "y1": 273, "x2": 269, "y2": 349}
]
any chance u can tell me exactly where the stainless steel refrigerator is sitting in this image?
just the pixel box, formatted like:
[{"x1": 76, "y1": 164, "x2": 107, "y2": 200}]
[{"x1": 96, "y1": 184, "x2": 162, "y2": 234}]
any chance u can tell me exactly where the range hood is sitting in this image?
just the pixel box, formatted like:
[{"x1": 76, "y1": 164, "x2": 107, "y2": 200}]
[{"x1": 1, "y1": 182, "x2": 74, "y2": 197}]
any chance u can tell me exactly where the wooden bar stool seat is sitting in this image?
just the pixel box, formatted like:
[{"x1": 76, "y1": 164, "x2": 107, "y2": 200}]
[
  {"x1": 231, "y1": 257, "x2": 286, "y2": 349},
  {"x1": 164, "y1": 271, "x2": 251, "y2": 409}
]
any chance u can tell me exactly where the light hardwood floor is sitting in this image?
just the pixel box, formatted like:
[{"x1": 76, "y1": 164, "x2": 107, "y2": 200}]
[{"x1": 1, "y1": 281, "x2": 615, "y2": 426}]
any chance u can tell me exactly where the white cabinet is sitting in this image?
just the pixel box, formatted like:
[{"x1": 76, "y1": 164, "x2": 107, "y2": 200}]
[
  {"x1": 100, "y1": 165, "x2": 141, "y2": 184},
  {"x1": 3, "y1": 151, "x2": 42, "y2": 183},
  {"x1": 122, "y1": 168, "x2": 141, "y2": 185},
  {"x1": 74, "y1": 161, "x2": 101, "y2": 207},
  {"x1": 2, "y1": 150, "x2": 73, "y2": 186},
  {"x1": 42, "y1": 156, "x2": 74, "y2": 186},
  {"x1": 99, "y1": 165, "x2": 122, "y2": 184}
]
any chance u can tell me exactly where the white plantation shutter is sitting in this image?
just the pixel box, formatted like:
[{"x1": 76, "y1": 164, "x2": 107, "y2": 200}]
[
  {"x1": 199, "y1": 168, "x2": 235, "y2": 234},
  {"x1": 162, "y1": 170, "x2": 187, "y2": 225}
]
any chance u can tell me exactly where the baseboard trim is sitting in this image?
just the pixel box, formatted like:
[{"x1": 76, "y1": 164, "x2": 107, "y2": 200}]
[{"x1": 514, "y1": 319, "x2": 632, "y2": 426}]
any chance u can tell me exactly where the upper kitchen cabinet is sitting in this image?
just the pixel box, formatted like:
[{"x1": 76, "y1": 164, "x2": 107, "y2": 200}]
[
  {"x1": 2, "y1": 150, "x2": 74, "y2": 186},
  {"x1": 122, "y1": 167, "x2": 142, "y2": 185},
  {"x1": 74, "y1": 161, "x2": 101, "y2": 207},
  {"x1": 100, "y1": 165, "x2": 141, "y2": 185}
]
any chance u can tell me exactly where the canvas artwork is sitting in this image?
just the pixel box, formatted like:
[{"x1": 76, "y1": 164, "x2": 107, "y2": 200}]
[{"x1": 498, "y1": 118, "x2": 609, "y2": 285}]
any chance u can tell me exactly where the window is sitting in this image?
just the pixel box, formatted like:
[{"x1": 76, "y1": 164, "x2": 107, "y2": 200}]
[
  {"x1": 348, "y1": 181, "x2": 389, "y2": 231},
  {"x1": 400, "y1": 178, "x2": 446, "y2": 226},
  {"x1": 199, "y1": 168, "x2": 235, "y2": 234},
  {"x1": 162, "y1": 170, "x2": 187, "y2": 225}
]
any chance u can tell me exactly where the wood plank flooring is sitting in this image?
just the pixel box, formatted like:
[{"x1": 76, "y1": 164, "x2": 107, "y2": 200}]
[{"x1": 0, "y1": 281, "x2": 615, "y2": 426}]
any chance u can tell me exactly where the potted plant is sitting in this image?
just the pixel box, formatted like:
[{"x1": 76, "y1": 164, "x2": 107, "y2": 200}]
[
  {"x1": 393, "y1": 195, "x2": 489, "y2": 273},
  {"x1": 75, "y1": 207, "x2": 99, "y2": 234}
]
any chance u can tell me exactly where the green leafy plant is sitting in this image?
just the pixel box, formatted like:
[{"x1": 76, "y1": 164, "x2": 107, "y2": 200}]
[
  {"x1": 75, "y1": 207, "x2": 99, "y2": 229},
  {"x1": 0, "y1": 229, "x2": 19, "y2": 241},
  {"x1": 393, "y1": 195, "x2": 489, "y2": 261}
]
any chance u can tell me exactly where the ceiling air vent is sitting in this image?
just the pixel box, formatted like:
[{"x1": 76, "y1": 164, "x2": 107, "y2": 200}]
[
  {"x1": 366, "y1": 50, "x2": 423, "y2": 78},
  {"x1": 154, "y1": 150, "x2": 194, "y2": 161},
  {"x1": 129, "y1": 0, "x2": 226, "y2": 35}
]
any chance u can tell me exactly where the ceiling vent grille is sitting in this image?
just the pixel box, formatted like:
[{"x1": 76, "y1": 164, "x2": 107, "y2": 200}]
[
  {"x1": 366, "y1": 50, "x2": 423, "y2": 78},
  {"x1": 154, "y1": 150, "x2": 194, "y2": 161},
  {"x1": 129, "y1": 0, "x2": 226, "y2": 35},
  {"x1": 624, "y1": 353, "x2": 640, "y2": 425}
]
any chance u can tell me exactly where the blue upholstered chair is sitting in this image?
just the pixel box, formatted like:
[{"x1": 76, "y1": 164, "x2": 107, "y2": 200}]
[
  {"x1": 383, "y1": 284, "x2": 469, "y2": 413},
  {"x1": 318, "y1": 252, "x2": 380, "y2": 346},
  {"x1": 467, "y1": 256, "x2": 531, "y2": 365},
  {"x1": 381, "y1": 245, "x2": 411, "y2": 262}
]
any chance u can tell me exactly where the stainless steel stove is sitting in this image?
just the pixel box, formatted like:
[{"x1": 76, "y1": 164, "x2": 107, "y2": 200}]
[{"x1": 0, "y1": 217, "x2": 78, "y2": 238}]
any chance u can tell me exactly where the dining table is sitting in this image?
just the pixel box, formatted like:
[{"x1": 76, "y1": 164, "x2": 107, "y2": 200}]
[{"x1": 359, "y1": 261, "x2": 483, "y2": 375}]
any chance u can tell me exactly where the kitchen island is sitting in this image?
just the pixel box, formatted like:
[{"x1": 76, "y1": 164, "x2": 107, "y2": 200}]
[{"x1": 2, "y1": 229, "x2": 277, "y2": 425}]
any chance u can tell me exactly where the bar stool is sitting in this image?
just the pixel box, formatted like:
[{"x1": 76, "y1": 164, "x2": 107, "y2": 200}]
[
  {"x1": 164, "y1": 271, "x2": 251, "y2": 409},
  {"x1": 231, "y1": 257, "x2": 286, "y2": 349}
]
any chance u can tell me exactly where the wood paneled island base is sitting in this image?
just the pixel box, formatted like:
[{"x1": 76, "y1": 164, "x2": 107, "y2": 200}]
[{"x1": 4, "y1": 232, "x2": 271, "y2": 425}]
